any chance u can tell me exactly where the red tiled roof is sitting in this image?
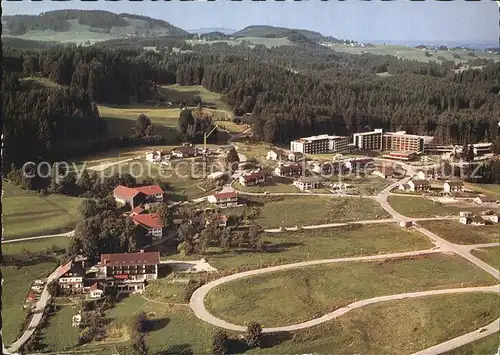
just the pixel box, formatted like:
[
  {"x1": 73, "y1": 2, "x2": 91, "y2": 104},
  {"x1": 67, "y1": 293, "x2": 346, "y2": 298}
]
[
  {"x1": 213, "y1": 215, "x2": 228, "y2": 222},
  {"x1": 214, "y1": 191, "x2": 238, "y2": 200},
  {"x1": 134, "y1": 185, "x2": 164, "y2": 196},
  {"x1": 114, "y1": 185, "x2": 141, "y2": 199},
  {"x1": 131, "y1": 213, "x2": 164, "y2": 229},
  {"x1": 54, "y1": 261, "x2": 85, "y2": 278},
  {"x1": 100, "y1": 251, "x2": 160, "y2": 266},
  {"x1": 114, "y1": 274, "x2": 129, "y2": 279},
  {"x1": 241, "y1": 171, "x2": 265, "y2": 182},
  {"x1": 131, "y1": 205, "x2": 145, "y2": 214}
]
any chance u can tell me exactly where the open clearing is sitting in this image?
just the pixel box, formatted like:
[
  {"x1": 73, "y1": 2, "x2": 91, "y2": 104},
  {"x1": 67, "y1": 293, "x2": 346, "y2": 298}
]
[
  {"x1": 248, "y1": 195, "x2": 390, "y2": 228},
  {"x1": 2, "y1": 236, "x2": 70, "y2": 257},
  {"x1": 248, "y1": 293, "x2": 500, "y2": 355},
  {"x1": 168, "y1": 224, "x2": 433, "y2": 270},
  {"x1": 418, "y1": 220, "x2": 500, "y2": 245},
  {"x1": 160, "y1": 84, "x2": 230, "y2": 111},
  {"x1": 105, "y1": 295, "x2": 214, "y2": 354},
  {"x1": 205, "y1": 253, "x2": 497, "y2": 327},
  {"x1": 387, "y1": 195, "x2": 495, "y2": 218},
  {"x1": 2, "y1": 261, "x2": 59, "y2": 344},
  {"x1": 39, "y1": 305, "x2": 80, "y2": 351},
  {"x1": 465, "y1": 182, "x2": 500, "y2": 200},
  {"x1": 471, "y1": 247, "x2": 500, "y2": 270},
  {"x1": 233, "y1": 178, "x2": 298, "y2": 194},
  {"x1": 2, "y1": 181, "x2": 83, "y2": 240},
  {"x1": 443, "y1": 333, "x2": 500, "y2": 355}
]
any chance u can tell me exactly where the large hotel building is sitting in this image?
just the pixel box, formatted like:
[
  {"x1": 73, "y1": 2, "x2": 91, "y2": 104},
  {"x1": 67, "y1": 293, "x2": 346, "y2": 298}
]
[
  {"x1": 290, "y1": 134, "x2": 350, "y2": 154},
  {"x1": 352, "y1": 129, "x2": 426, "y2": 153}
]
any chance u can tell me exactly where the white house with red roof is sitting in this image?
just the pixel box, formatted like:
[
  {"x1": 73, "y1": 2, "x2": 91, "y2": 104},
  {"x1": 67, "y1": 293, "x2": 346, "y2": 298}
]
[
  {"x1": 113, "y1": 184, "x2": 165, "y2": 207},
  {"x1": 134, "y1": 185, "x2": 165, "y2": 203},
  {"x1": 130, "y1": 213, "x2": 164, "y2": 237},
  {"x1": 100, "y1": 251, "x2": 160, "y2": 292},
  {"x1": 207, "y1": 191, "x2": 239, "y2": 208},
  {"x1": 206, "y1": 214, "x2": 228, "y2": 228},
  {"x1": 88, "y1": 282, "x2": 105, "y2": 298}
]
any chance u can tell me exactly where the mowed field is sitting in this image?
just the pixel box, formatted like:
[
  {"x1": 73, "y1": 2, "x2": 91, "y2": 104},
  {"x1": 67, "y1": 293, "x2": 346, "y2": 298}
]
[
  {"x1": 418, "y1": 220, "x2": 500, "y2": 245},
  {"x1": 248, "y1": 195, "x2": 390, "y2": 228},
  {"x1": 167, "y1": 223, "x2": 433, "y2": 270},
  {"x1": 387, "y1": 195, "x2": 497, "y2": 218},
  {"x1": 471, "y1": 247, "x2": 500, "y2": 270},
  {"x1": 2, "y1": 181, "x2": 83, "y2": 240},
  {"x1": 248, "y1": 293, "x2": 500, "y2": 355},
  {"x1": 205, "y1": 253, "x2": 497, "y2": 327}
]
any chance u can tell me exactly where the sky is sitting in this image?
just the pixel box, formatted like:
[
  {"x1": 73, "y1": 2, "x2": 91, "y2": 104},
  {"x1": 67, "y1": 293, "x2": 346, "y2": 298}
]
[{"x1": 2, "y1": 0, "x2": 498, "y2": 44}]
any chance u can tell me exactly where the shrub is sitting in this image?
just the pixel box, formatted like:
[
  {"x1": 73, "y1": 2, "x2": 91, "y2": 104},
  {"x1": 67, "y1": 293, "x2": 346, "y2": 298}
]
[
  {"x1": 245, "y1": 321, "x2": 263, "y2": 348},
  {"x1": 211, "y1": 330, "x2": 230, "y2": 355}
]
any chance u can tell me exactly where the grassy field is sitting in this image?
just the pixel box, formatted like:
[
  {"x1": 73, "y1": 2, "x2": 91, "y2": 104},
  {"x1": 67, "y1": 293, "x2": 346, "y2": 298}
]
[
  {"x1": 166, "y1": 223, "x2": 433, "y2": 270},
  {"x1": 2, "y1": 261, "x2": 59, "y2": 344},
  {"x1": 233, "y1": 178, "x2": 298, "y2": 194},
  {"x1": 2, "y1": 236, "x2": 70, "y2": 257},
  {"x1": 387, "y1": 195, "x2": 495, "y2": 218},
  {"x1": 143, "y1": 279, "x2": 188, "y2": 304},
  {"x1": 105, "y1": 295, "x2": 214, "y2": 354},
  {"x1": 160, "y1": 84, "x2": 231, "y2": 111},
  {"x1": 39, "y1": 305, "x2": 80, "y2": 351},
  {"x1": 443, "y1": 333, "x2": 500, "y2": 355},
  {"x1": 249, "y1": 196, "x2": 389, "y2": 228},
  {"x1": 249, "y1": 293, "x2": 500, "y2": 355},
  {"x1": 2, "y1": 181, "x2": 83, "y2": 240},
  {"x1": 332, "y1": 43, "x2": 499, "y2": 64},
  {"x1": 205, "y1": 253, "x2": 497, "y2": 327},
  {"x1": 418, "y1": 220, "x2": 500, "y2": 245},
  {"x1": 471, "y1": 247, "x2": 500, "y2": 270},
  {"x1": 465, "y1": 182, "x2": 500, "y2": 200},
  {"x1": 187, "y1": 36, "x2": 294, "y2": 49},
  {"x1": 335, "y1": 175, "x2": 393, "y2": 196}
]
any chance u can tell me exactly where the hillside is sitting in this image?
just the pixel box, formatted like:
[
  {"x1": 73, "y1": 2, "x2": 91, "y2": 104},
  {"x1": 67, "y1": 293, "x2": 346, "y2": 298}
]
[
  {"x1": 1, "y1": 10, "x2": 188, "y2": 44},
  {"x1": 233, "y1": 25, "x2": 325, "y2": 42}
]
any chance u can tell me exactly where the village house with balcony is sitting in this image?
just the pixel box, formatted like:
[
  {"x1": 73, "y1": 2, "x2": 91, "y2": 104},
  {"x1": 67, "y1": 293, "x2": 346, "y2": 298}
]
[
  {"x1": 207, "y1": 191, "x2": 239, "y2": 208},
  {"x1": 130, "y1": 213, "x2": 164, "y2": 237},
  {"x1": 274, "y1": 163, "x2": 303, "y2": 177},
  {"x1": 443, "y1": 181, "x2": 464, "y2": 194},
  {"x1": 55, "y1": 261, "x2": 86, "y2": 293},
  {"x1": 408, "y1": 179, "x2": 430, "y2": 192},
  {"x1": 293, "y1": 176, "x2": 323, "y2": 191},
  {"x1": 146, "y1": 150, "x2": 171, "y2": 163},
  {"x1": 239, "y1": 170, "x2": 268, "y2": 186}
]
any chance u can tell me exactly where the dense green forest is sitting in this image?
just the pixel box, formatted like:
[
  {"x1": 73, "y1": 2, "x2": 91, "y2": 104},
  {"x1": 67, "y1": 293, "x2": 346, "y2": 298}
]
[{"x1": 2, "y1": 37, "x2": 500, "y2": 173}]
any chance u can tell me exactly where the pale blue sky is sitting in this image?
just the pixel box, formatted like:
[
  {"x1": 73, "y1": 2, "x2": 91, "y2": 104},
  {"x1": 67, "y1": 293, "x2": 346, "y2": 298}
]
[{"x1": 2, "y1": 0, "x2": 498, "y2": 43}]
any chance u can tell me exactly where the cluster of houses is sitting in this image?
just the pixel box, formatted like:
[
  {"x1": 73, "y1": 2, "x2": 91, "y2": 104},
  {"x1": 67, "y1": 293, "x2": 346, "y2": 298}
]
[
  {"x1": 55, "y1": 251, "x2": 161, "y2": 298},
  {"x1": 458, "y1": 211, "x2": 499, "y2": 225},
  {"x1": 145, "y1": 144, "x2": 201, "y2": 164}
]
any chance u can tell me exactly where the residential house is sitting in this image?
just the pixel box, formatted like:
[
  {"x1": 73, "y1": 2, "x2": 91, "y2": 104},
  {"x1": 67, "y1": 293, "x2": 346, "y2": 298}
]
[
  {"x1": 100, "y1": 251, "x2": 160, "y2": 293},
  {"x1": 113, "y1": 185, "x2": 145, "y2": 209},
  {"x1": 459, "y1": 211, "x2": 472, "y2": 218},
  {"x1": 398, "y1": 184, "x2": 410, "y2": 191},
  {"x1": 172, "y1": 146, "x2": 198, "y2": 158},
  {"x1": 130, "y1": 205, "x2": 146, "y2": 216},
  {"x1": 288, "y1": 152, "x2": 304, "y2": 162},
  {"x1": 146, "y1": 150, "x2": 171, "y2": 163},
  {"x1": 312, "y1": 162, "x2": 343, "y2": 176},
  {"x1": 483, "y1": 215, "x2": 499, "y2": 223},
  {"x1": 274, "y1": 163, "x2": 303, "y2": 177},
  {"x1": 443, "y1": 181, "x2": 464, "y2": 194},
  {"x1": 266, "y1": 149, "x2": 285, "y2": 161},
  {"x1": 293, "y1": 176, "x2": 323, "y2": 191},
  {"x1": 206, "y1": 215, "x2": 228, "y2": 228},
  {"x1": 474, "y1": 196, "x2": 497, "y2": 205},
  {"x1": 414, "y1": 170, "x2": 427, "y2": 180},
  {"x1": 134, "y1": 185, "x2": 165, "y2": 203},
  {"x1": 459, "y1": 216, "x2": 470, "y2": 225},
  {"x1": 344, "y1": 158, "x2": 374, "y2": 172},
  {"x1": 372, "y1": 166, "x2": 395, "y2": 179},
  {"x1": 131, "y1": 213, "x2": 164, "y2": 237},
  {"x1": 239, "y1": 170, "x2": 268, "y2": 186},
  {"x1": 56, "y1": 260, "x2": 86, "y2": 293},
  {"x1": 408, "y1": 179, "x2": 430, "y2": 192},
  {"x1": 207, "y1": 191, "x2": 239, "y2": 208},
  {"x1": 88, "y1": 282, "x2": 105, "y2": 299}
]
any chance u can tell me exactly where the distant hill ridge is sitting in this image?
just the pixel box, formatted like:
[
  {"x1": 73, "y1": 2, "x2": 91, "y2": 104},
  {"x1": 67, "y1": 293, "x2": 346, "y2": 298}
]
[{"x1": 2, "y1": 9, "x2": 188, "y2": 36}]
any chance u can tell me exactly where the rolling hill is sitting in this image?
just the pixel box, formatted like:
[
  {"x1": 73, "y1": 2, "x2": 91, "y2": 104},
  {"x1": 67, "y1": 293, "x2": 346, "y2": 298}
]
[
  {"x1": 1, "y1": 10, "x2": 188, "y2": 44},
  {"x1": 233, "y1": 25, "x2": 326, "y2": 42}
]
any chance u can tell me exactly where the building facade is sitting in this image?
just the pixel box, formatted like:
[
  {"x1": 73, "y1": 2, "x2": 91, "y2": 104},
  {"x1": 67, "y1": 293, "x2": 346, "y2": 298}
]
[
  {"x1": 353, "y1": 129, "x2": 425, "y2": 153},
  {"x1": 207, "y1": 191, "x2": 239, "y2": 208},
  {"x1": 290, "y1": 135, "x2": 350, "y2": 154}
]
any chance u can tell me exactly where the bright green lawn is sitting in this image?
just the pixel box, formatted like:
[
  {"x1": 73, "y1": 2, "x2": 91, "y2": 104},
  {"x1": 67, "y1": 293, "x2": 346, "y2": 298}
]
[
  {"x1": 249, "y1": 293, "x2": 500, "y2": 355},
  {"x1": 2, "y1": 181, "x2": 83, "y2": 240},
  {"x1": 387, "y1": 195, "x2": 496, "y2": 218},
  {"x1": 471, "y1": 247, "x2": 500, "y2": 270},
  {"x1": 206, "y1": 253, "x2": 497, "y2": 327},
  {"x1": 168, "y1": 224, "x2": 433, "y2": 270},
  {"x1": 465, "y1": 182, "x2": 500, "y2": 200},
  {"x1": 418, "y1": 220, "x2": 500, "y2": 245},
  {"x1": 2, "y1": 261, "x2": 59, "y2": 344},
  {"x1": 250, "y1": 196, "x2": 389, "y2": 228},
  {"x1": 143, "y1": 279, "x2": 188, "y2": 304},
  {"x1": 106, "y1": 295, "x2": 214, "y2": 354},
  {"x1": 233, "y1": 179, "x2": 298, "y2": 194},
  {"x1": 160, "y1": 84, "x2": 231, "y2": 111},
  {"x1": 443, "y1": 333, "x2": 500, "y2": 355},
  {"x1": 39, "y1": 305, "x2": 80, "y2": 351}
]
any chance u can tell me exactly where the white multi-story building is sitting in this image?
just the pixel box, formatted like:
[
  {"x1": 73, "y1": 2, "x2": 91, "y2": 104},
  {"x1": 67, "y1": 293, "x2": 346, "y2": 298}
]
[
  {"x1": 352, "y1": 129, "x2": 426, "y2": 153},
  {"x1": 290, "y1": 134, "x2": 350, "y2": 154}
]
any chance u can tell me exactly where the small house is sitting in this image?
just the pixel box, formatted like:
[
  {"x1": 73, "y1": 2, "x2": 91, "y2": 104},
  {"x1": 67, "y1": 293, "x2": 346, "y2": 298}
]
[
  {"x1": 371, "y1": 166, "x2": 395, "y2": 179},
  {"x1": 172, "y1": 146, "x2": 198, "y2": 158},
  {"x1": 88, "y1": 282, "x2": 105, "y2": 299},
  {"x1": 266, "y1": 149, "x2": 284, "y2": 161},
  {"x1": 288, "y1": 152, "x2": 304, "y2": 162},
  {"x1": 459, "y1": 211, "x2": 472, "y2": 218},
  {"x1": 239, "y1": 170, "x2": 268, "y2": 186},
  {"x1": 293, "y1": 176, "x2": 322, "y2": 191},
  {"x1": 443, "y1": 181, "x2": 464, "y2": 194},
  {"x1": 408, "y1": 179, "x2": 430, "y2": 192},
  {"x1": 399, "y1": 184, "x2": 410, "y2": 191},
  {"x1": 206, "y1": 215, "x2": 228, "y2": 228},
  {"x1": 483, "y1": 215, "x2": 499, "y2": 223},
  {"x1": 274, "y1": 163, "x2": 303, "y2": 177},
  {"x1": 55, "y1": 260, "x2": 86, "y2": 293},
  {"x1": 474, "y1": 196, "x2": 497, "y2": 205},
  {"x1": 113, "y1": 185, "x2": 146, "y2": 209},
  {"x1": 414, "y1": 171, "x2": 427, "y2": 180},
  {"x1": 134, "y1": 185, "x2": 165, "y2": 203},
  {"x1": 146, "y1": 150, "x2": 171, "y2": 163},
  {"x1": 207, "y1": 191, "x2": 239, "y2": 208},
  {"x1": 459, "y1": 216, "x2": 470, "y2": 225},
  {"x1": 130, "y1": 213, "x2": 164, "y2": 237}
]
